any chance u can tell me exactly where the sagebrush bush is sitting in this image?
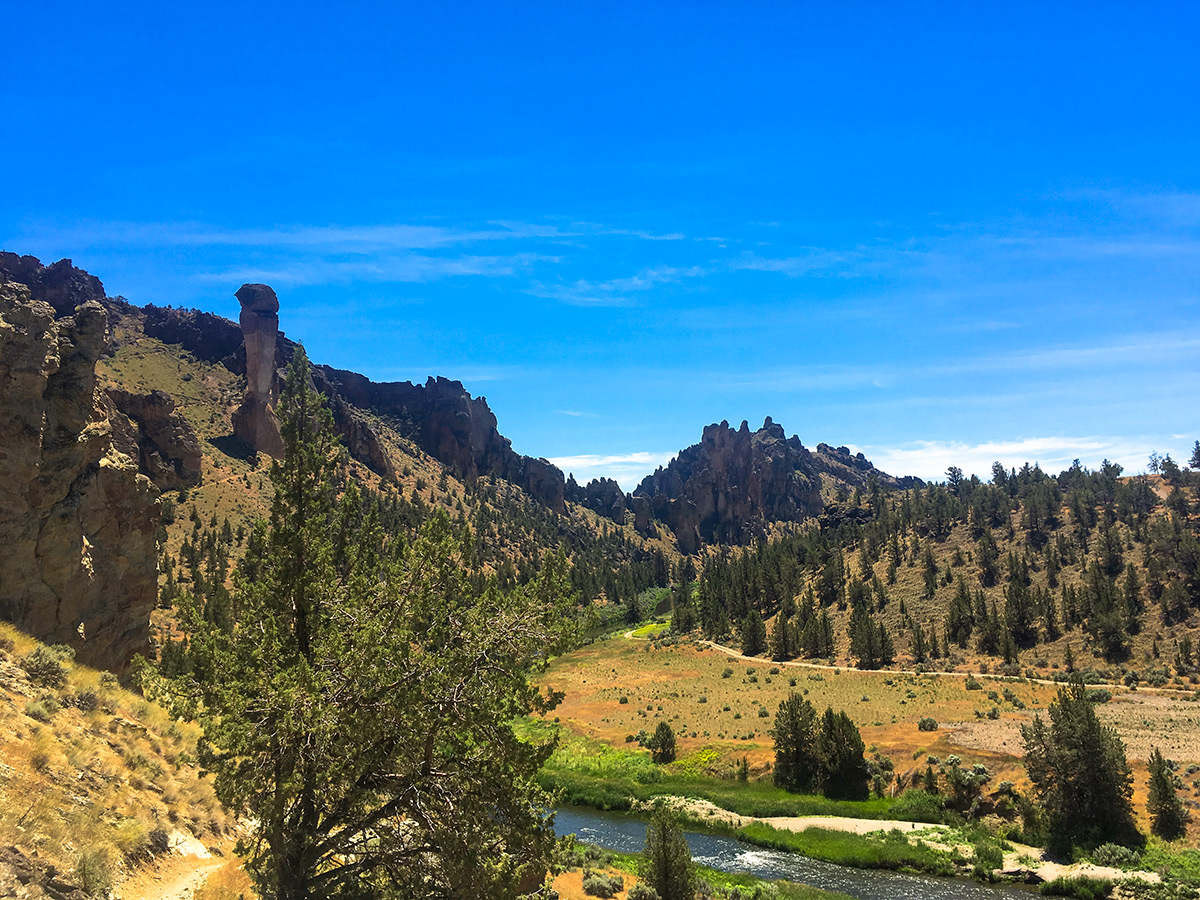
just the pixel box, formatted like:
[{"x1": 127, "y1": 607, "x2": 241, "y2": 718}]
[
  {"x1": 1091, "y1": 843, "x2": 1140, "y2": 868},
  {"x1": 582, "y1": 872, "x2": 623, "y2": 898},
  {"x1": 20, "y1": 646, "x2": 68, "y2": 688},
  {"x1": 75, "y1": 844, "x2": 116, "y2": 898},
  {"x1": 918, "y1": 717, "x2": 938, "y2": 732}
]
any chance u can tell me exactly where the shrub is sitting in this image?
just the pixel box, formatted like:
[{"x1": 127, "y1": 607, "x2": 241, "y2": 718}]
[
  {"x1": 972, "y1": 840, "x2": 1004, "y2": 880},
  {"x1": 987, "y1": 707, "x2": 1000, "y2": 719},
  {"x1": 918, "y1": 717, "x2": 938, "y2": 732},
  {"x1": 1040, "y1": 876, "x2": 1113, "y2": 898},
  {"x1": 1090, "y1": 843, "x2": 1140, "y2": 868},
  {"x1": 20, "y1": 646, "x2": 68, "y2": 688},
  {"x1": 627, "y1": 883, "x2": 659, "y2": 900},
  {"x1": 75, "y1": 845, "x2": 116, "y2": 898},
  {"x1": 722, "y1": 668, "x2": 733, "y2": 678},
  {"x1": 24, "y1": 697, "x2": 59, "y2": 722},
  {"x1": 890, "y1": 789, "x2": 945, "y2": 823},
  {"x1": 757, "y1": 707, "x2": 769, "y2": 718},
  {"x1": 1086, "y1": 689, "x2": 1113, "y2": 704},
  {"x1": 619, "y1": 696, "x2": 629, "y2": 704},
  {"x1": 582, "y1": 872, "x2": 624, "y2": 898},
  {"x1": 698, "y1": 695, "x2": 707, "y2": 704},
  {"x1": 68, "y1": 690, "x2": 100, "y2": 712},
  {"x1": 965, "y1": 675, "x2": 982, "y2": 690}
]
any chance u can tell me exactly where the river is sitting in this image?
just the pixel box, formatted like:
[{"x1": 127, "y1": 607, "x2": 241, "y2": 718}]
[{"x1": 554, "y1": 806, "x2": 1035, "y2": 900}]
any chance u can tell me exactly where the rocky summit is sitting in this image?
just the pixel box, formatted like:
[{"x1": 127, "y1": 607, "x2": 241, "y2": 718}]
[{"x1": 630, "y1": 417, "x2": 919, "y2": 553}]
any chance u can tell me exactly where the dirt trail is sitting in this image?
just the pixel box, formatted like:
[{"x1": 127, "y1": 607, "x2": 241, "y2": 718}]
[{"x1": 116, "y1": 851, "x2": 223, "y2": 900}]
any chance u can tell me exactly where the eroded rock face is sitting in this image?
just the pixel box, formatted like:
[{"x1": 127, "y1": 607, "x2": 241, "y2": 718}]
[
  {"x1": 632, "y1": 416, "x2": 916, "y2": 553},
  {"x1": 0, "y1": 252, "x2": 106, "y2": 317},
  {"x1": 0, "y1": 282, "x2": 157, "y2": 671},
  {"x1": 231, "y1": 283, "x2": 285, "y2": 458},
  {"x1": 566, "y1": 475, "x2": 628, "y2": 524},
  {"x1": 317, "y1": 369, "x2": 567, "y2": 512},
  {"x1": 107, "y1": 388, "x2": 202, "y2": 491}
]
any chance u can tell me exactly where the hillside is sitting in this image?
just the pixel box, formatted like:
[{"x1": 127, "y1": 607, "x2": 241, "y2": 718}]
[{"x1": 0, "y1": 621, "x2": 237, "y2": 900}]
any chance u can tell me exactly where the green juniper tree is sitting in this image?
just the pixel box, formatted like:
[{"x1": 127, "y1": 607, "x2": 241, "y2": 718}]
[
  {"x1": 1147, "y1": 747, "x2": 1187, "y2": 840},
  {"x1": 641, "y1": 805, "x2": 695, "y2": 900},
  {"x1": 1021, "y1": 681, "x2": 1142, "y2": 855},
  {"x1": 773, "y1": 692, "x2": 821, "y2": 793},
  {"x1": 648, "y1": 721, "x2": 677, "y2": 764},
  {"x1": 152, "y1": 347, "x2": 572, "y2": 900}
]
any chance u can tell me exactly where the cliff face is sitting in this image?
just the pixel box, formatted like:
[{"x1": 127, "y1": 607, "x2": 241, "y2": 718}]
[
  {"x1": 140, "y1": 301, "x2": 562, "y2": 509},
  {"x1": 0, "y1": 252, "x2": 106, "y2": 316},
  {"x1": 107, "y1": 388, "x2": 203, "y2": 491},
  {"x1": 316, "y1": 369, "x2": 567, "y2": 513},
  {"x1": 631, "y1": 417, "x2": 918, "y2": 553},
  {"x1": 566, "y1": 475, "x2": 628, "y2": 524},
  {"x1": 0, "y1": 281, "x2": 158, "y2": 671}
]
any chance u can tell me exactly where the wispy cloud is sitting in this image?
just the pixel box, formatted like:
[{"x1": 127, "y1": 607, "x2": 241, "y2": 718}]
[
  {"x1": 193, "y1": 252, "x2": 552, "y2": 286},
  {"x1": 548, "y1": 451, "x2": 676, "y2": 490},
  {"x1": 529, "y1": 265, "x2": 708, "y2": 306}
]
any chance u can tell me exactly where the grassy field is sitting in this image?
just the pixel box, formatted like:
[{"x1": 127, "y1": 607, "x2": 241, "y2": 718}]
[
  {"x1": 537, "y1": 632, "x2": 1056, "y2": 786},
  {"x1": 535, "y1": 630, "x2": 1200, "y2": 841}
]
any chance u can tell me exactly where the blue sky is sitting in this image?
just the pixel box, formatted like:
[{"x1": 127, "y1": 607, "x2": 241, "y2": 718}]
[{"x1": 4, "y1": 2, "x2": 1198, "y2": 488}]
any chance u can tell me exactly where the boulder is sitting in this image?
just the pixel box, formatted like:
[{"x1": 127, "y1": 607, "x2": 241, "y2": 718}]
[{"x1": 107, "y1": 388, "x2": 202, "y2": 490}]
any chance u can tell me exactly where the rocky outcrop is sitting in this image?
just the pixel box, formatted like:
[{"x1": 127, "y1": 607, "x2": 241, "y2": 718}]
[
  {"x1": 0, "y1": 252, "x2": 106, "y2": 317},
  {"x1": 107, "y1": 389, "x2": 202, "y2": 490},
  {"x1": 0, "y1": 282, "x2": 158, "y2": 671},
  {"x1": 230, "y1": 283, "x2": 285, "y2": 458},
  {"x1": 143, "y1": 304, "x2": 244, "y2": 366},
  {"x1": 632, "y1": 417, "x2": 915, "y2": 553},
  {"x1": 566, "y1": 475, "x2": 628, "y2": 524},
  {"x1": 316, "y1": 369, "x2": 567, "y2": 512}
]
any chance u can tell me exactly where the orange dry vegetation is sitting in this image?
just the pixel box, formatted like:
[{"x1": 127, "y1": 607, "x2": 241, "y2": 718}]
[
  {"x1": 541, "y1": 631, "x2": 1200, "y2": 833},
  {"x1": 0, "y1": 623, "x2": 230, "y2": 892}
]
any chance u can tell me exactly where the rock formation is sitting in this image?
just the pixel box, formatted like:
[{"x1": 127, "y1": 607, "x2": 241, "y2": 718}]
[
  {"x1": 107, "y1": 389, "x2": 202, "y2": 491},
  {"x1": 566, "y1": 475, "x2": 628, "y2": 524},
  {"x1": 0, "y1": 252, "x2": 106, "y2": 316},
  {"x1": 230, "y1": 283, "x2": 285, "y2": 458},
  {"x1": 0, "y1": 282, "x2": 158, "y2": 671},
  {"x1": 315, "y1": 369, "x2": 567, "y2": 512},
  {"x1": 631, "y1": 417, "x2": 918, "y2": 553}
]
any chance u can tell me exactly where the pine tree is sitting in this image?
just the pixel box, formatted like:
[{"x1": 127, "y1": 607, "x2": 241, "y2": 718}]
[
  {"x1": 1021, "y1": 681, "x2": 1142, "y2": 855},
  {"x1": 773, "y1": 693, "x2": 821, "y2": 793},
  {"x1": 155, "y1": 348, "x2": 572, "y2": 900},
  {"x1": 741, "y1": 609, "x2": 767, "y2": 657},
  {"x1": 642, "y1": 805, "x2": 696, "y2": 900},
  {"x1": 1147, "y1": 747, "x2": 1187, "y2": 840}
]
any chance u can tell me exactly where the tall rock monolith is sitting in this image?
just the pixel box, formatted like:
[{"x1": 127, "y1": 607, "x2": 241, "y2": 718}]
[{"x1": 231, "y1": 283, "x2": 285, "y2": 458}]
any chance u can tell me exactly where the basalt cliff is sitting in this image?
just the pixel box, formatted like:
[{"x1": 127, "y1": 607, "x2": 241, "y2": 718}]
[
  {"x1": 625, "y1": 417, "x2": 921, "y2": 553},
  {"x1": 0, "y1": 265, "x2": 161, "y2": 671}
]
